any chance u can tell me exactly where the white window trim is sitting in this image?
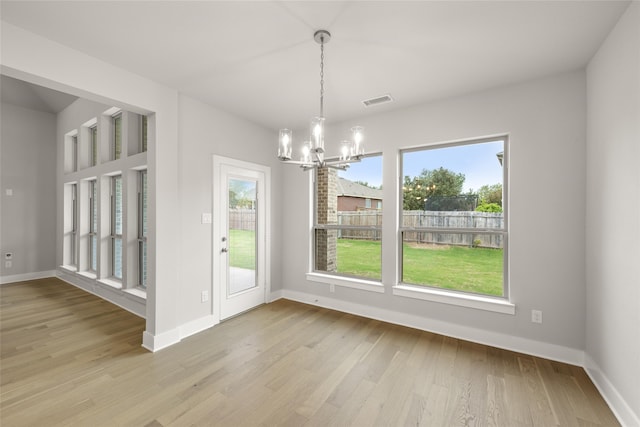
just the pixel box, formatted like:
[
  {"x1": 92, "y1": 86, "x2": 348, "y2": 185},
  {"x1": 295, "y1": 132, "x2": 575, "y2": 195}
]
[
  {"x1": 98, "y1": 277, "x2": 123, "y2": 290},
  {"x1": 306, "y1": 272, "x2": 384, "y2": 293},
  {"x1": 137, "y1": 170, "x2": 147, "y2": 288},
  {"x1": 309, "y1": 153, "x2": 384, "y2": 285},
  {"x1": 399, "y1": 135, "x2": 509, "y2": 301},
  {"x1": 112, "y1": 113, "x2": 122, "y2": 160},
  {"x1": 110, "y1": 175, "x2": 123, "y2": 281},
  {"x1": 124, "y1": 287, "x2": 146, "y2": 300},
  {"x1": 393, "y1": 283, "x2": 515, "y2": 314}
]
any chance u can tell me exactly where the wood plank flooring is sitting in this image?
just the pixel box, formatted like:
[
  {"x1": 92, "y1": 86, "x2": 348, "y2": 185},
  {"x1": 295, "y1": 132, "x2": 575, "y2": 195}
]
[{"x1": 1, "y1": 278, "x2": 619, "y2": 426}]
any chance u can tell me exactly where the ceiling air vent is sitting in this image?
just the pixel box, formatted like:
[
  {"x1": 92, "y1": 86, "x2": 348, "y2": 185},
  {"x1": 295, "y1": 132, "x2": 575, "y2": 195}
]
[{"x1": 362, "y1": 94, "x2": 394, "y2": 107}]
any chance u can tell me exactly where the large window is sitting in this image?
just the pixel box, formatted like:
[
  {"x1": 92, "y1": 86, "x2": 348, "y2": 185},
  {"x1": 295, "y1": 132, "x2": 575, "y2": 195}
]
[
  {"x1": 90, "y1": 125, "x2": 98, "y2": 167},
  {"x1": 88, "y1": 180, "x2": 98, "y2": 272},
  {"x1": 400, "y1": 137, "x2": 507, "y2": 297},
  {"x1": 111, "y1": 175, "x2": 123, "y2": 280},
  {"x1": 313, "y1": 154, "x2": 382, "y2": 281},
  {"x1": 138, "y1": 170, "x2": 147, "y2": 287},
  {"x1": 112, "y1": 113, "x2": 122, "y2": 160}
]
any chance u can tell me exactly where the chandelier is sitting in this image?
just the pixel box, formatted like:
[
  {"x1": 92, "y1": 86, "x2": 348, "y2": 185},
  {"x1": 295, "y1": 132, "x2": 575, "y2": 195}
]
[{"x1": 277, "y1": 30, "x2": 365, "y2": 171}]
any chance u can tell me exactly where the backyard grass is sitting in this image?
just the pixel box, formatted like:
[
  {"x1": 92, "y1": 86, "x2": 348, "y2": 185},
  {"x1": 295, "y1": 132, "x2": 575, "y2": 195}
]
[
  {"x1": 338, "y1": 239, "x2": 504, "y2": 296},
  {"x1": 229, "y1": 231, "x2": 504, "y2": 296},
  {"x1": 229, "y1": 229, "x2": 256, "y2": 270}
]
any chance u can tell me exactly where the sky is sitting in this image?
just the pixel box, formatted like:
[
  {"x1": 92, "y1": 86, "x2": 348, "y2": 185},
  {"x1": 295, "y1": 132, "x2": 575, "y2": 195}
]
[{"x1": 340, "y1": 140, "x2": 504, "y2": 193}]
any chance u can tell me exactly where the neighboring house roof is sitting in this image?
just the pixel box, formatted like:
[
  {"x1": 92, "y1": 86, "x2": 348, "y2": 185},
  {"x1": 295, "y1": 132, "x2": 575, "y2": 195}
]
[{"x1": 337, "y1": 178, "x2": 383, "y2": 200}]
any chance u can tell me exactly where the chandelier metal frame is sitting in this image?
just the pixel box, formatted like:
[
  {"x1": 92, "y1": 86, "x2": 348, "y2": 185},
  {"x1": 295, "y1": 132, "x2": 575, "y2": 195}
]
[{"x1": 277, "y1": 30, "x2": 365, "y2": 171}]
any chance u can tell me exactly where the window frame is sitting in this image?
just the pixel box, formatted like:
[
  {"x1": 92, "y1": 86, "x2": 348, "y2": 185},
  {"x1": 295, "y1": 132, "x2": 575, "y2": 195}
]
[
  {"x1": 309, "y1": 152, "x2": 384, "y2": 287},
  {"x1": 88, "y1": 179, "x2": 97, "y2": 273},
  {"x1": 89, "y1": 125, "x2": 98, "y2": 167},
  {"x1": 110, "y1": 175, "x2": 123, "y2": 281},
  {"x1": 70, "y1": 183, "x2": 78, "y2": 267},
  {"x1": 137, "y1": 170, "x2": 147, "y2": 288},
  {"x1": 72, "y1": 134, "x2": 78, "y2": 172},
  {"x1": 396, "y1": 135, "x2": 512, "y2": 312},
  {"x1": 112, "y1": 113, "x2": 122, "y2": 160},
  {"x1": 140, "y1": 115, "x2": 148, "y2": 153}
]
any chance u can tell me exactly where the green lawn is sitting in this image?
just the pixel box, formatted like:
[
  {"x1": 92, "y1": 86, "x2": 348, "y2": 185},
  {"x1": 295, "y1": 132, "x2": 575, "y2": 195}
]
[
  {"x1": 338, "y1": 239, "x2": 504, "y2": 296},
  {"x1": 229, "y1": 231, "x2": 504, "y2": 296},
  {"x1": 229, "y1": 229, "x2": 256, "y2": 270}
]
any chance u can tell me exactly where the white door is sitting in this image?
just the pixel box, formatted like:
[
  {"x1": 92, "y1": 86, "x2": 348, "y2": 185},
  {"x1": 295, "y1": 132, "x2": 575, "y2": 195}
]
[{"x1": 213, "y1": 156, "x2": 270, "y2": 321}]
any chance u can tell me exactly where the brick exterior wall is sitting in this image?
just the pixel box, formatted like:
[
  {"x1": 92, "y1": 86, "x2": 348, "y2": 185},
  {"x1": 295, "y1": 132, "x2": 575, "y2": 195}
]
[{"x1": 315, "y1": 168, "x2": 337, "y2": 272}]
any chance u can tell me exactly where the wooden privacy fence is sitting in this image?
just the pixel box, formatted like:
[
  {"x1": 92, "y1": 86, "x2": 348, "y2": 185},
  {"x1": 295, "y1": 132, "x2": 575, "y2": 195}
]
[
  {"x1": 229, "y1": 209, "x2": 256, "y2": 231},
  {"x1": 338, "y1": 210, "x2": 504, "y2": 249}
]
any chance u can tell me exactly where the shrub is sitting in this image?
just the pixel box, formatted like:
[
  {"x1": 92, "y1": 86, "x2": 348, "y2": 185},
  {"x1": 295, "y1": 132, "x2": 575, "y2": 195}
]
[{"x1": 476, "y1": 203, "x2": 502, "y2": 213}]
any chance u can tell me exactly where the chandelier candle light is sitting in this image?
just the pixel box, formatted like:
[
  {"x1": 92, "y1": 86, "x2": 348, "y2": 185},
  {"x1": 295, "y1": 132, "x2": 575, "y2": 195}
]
[{"x1": 278, "y1": 30, "x2": 365, "y2": 170}]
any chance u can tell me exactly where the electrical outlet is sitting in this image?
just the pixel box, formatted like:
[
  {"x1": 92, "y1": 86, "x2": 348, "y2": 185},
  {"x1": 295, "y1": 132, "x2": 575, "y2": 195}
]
[
  {"x1": 201, "y1": 290, "x2": 209, "y2": 303},
  {"x1": 531, "y1": 309, "x2": 543, "y2": 324},
  {"x1": 5, "y1": 189, "x2": 13, "y2": 196},
  {"x1": 5, "y1": 261, "x2": 12, "y2": 268},
  {"x1": 201, "y1": 213, "x2": 212, "y2": 224}
]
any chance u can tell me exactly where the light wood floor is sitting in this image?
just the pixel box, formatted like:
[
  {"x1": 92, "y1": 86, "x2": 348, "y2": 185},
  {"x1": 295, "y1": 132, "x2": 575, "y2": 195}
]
[{"x1": 1, "y1": 278, "x2": 619, "y2": 426}]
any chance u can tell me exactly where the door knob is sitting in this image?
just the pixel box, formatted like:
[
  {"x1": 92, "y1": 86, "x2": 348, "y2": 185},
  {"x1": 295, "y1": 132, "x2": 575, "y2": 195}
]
[{"x1": 221, "y1": 247, "x2": 228, "y2": 253}]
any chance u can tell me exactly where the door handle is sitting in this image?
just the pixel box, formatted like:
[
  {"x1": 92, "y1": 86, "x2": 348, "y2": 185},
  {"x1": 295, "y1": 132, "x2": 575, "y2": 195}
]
[{"x1": 221, "y1": 247, "x2": 228, "y2": 253}]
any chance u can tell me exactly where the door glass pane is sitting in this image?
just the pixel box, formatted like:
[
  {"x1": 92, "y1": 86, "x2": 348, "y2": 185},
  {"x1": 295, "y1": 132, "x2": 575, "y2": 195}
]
[{"x1": 228, "y1": 178, "x2": 257, "y2": 295}]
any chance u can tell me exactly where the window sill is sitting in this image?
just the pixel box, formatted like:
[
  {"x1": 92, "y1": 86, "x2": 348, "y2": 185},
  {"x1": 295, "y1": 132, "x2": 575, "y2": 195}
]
[
  {"x1": 393, "y1": 284, "x2": 515, "y2": 315},
  {"x1": 97, "y1": 278, "x2": 122, "y2": 290},
  {"x1": 77, "y1": 271, "x2": 97, "y2": 280},
  {"x1": 306, "y1": 272, "x2": 385, "y2": 293},
  {"x1": 60, "y1": 265, "x2": 77, "y2": 273},
  {"x1": 123, "y1": 287, "x2": 147, "y2": 300}
]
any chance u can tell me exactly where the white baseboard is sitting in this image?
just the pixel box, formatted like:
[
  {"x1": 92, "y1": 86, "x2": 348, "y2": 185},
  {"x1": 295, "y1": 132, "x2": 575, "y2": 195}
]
[
  {"x1": 179, "y1": 315, "x2": 217, "y2": 341},
  {"x1": 281, "y1": 289, "x2": 584, "y2": 365},
  {"x1": 584, "y1": 354, "x2": 640, "y2": 427},
  {"x1": 142, "y1": 328, "x2": 181, "y2": 352},
  {"x1": 0, "y1": 270, "x2": 56, "y2": 285}
]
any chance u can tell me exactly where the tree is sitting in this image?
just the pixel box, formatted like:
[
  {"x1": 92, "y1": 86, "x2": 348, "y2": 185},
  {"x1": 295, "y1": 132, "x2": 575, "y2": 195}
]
[
  {"x1": 403, "y1": 167, "x2": 465, "y2": 210},
  {"x1": 477, "y1": 183, "x2": 502, "y2": 206}
]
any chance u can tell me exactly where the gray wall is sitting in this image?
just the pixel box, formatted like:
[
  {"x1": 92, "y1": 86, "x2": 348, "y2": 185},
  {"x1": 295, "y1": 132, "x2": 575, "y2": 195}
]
[
  {"x1": 282, "y1": 70, "x2": 588, "y2": 354},
  {"x1": 1, "y1": 102, "x2": 57, "y2": 280},
  {"x1": 586, "y1": 3, "x2": 640, "y2": 425},
  {"x1": 177, "y1": 95, "x2": 283, "y2": 327}
]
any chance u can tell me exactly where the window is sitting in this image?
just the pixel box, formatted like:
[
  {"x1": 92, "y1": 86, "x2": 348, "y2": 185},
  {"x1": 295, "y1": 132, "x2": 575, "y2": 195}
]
[
  {"x1": 90, "y1": 125, "x2": 98, "y2": 166},
  {"x1": 70, "y1": 184, "x2": 78, "y2": 266},
  {"x1": 111, "y1": 175, "x2": 123, "y2": 280},
  {"x1": 112, "y1": 114, "x2": 122, "y2": 160},
  {"x1": 72, "y1": 135, "x2": 78, "y2": 172},
  {"x1": 140, "y1": 115, "x2": 148, "y2": 152},
  {"x1": 313, "y1": 154, "x2": 383, "y2": 281},
  {"x1": 400, "y1": 137, "x2": 507, "y2": 297},
  {"x1": 138, "y1": 170, "x2": 147, "y2": 287},
  {"x1": 88, "y1": 180, "x2": 98, "y2": 272}
]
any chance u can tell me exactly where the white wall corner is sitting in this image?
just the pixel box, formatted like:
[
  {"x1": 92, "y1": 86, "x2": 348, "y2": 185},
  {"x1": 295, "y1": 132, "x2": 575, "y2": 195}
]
[
  {"x1": 0, "y1": 270, "x2": 56, "y2": 285},
  {"x1": 584, "y1": 354, "x2": 640, "y2": 427},
  {"x1": 142, "y1": 328, "x2": 181, "y2": 353},
  {"x1": 281, "y1": 289, "x2": 585, "y2": 366},
  {"x1": 269, "y1": 289, "x2": 284, "y2": 302}
]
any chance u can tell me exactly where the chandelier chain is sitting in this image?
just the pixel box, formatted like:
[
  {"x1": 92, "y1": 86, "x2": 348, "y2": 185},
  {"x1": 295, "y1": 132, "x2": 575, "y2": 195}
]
[{"x1": 320, "y1": 38, "x2": 324, "y2": 118}]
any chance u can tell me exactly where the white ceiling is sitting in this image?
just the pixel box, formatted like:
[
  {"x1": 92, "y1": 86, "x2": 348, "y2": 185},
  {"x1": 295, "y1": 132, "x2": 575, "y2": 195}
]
[{"x1": 0, "y1": 1, "x2": 629, "y2": 130}]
